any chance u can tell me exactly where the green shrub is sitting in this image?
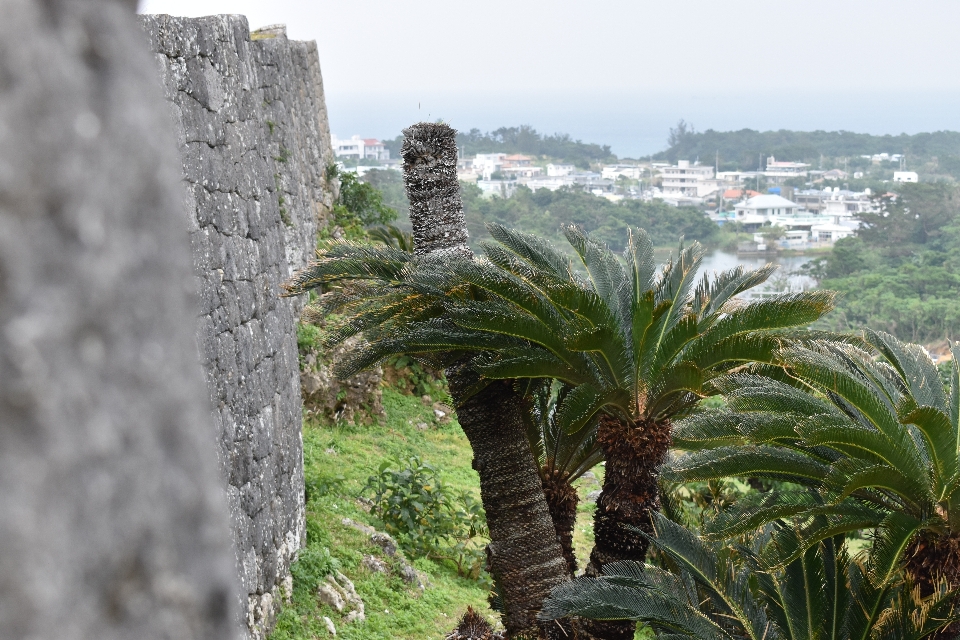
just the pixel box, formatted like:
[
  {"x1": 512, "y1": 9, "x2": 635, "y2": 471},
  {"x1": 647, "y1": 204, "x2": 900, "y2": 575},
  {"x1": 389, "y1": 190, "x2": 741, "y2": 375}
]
[
  {"x1": 323, "y1": 164, "x2": 398, "y2": 242},
  {"x1": 296, "y1": 322, "x2": 322, "y2": 354},
  {"x1": 291, "y1": 544, "x2": 340, "y2": 587},
  {"x1": 363, "y1": 456, "x2": 488, "y2": 581}
]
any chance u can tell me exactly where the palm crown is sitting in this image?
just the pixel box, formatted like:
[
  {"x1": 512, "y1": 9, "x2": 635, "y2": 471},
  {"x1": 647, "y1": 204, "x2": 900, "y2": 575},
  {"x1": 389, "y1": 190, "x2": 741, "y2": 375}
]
[
  {"x1": 437, "y1": 223, "x2": 834, "y2": 431},
  {"x1": 669, "y1": 331, "x2": 960, "y2": 591},
  {"x1": 541, "y1": 511, "x2": 960, "y2": 640},
  {"x1": 290, "y1": 223, "x2": 835, "y2": 433}
]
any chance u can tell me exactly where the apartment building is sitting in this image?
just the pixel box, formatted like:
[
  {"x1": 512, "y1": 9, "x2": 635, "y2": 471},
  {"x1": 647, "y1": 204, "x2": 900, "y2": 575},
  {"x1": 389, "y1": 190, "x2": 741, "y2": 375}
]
[
  {"x1": 331, "y1": 135, "x2": 390, "y2": 161},
  {"x1": 659, "y1": 160, "x2": 716, "y2": 197}
]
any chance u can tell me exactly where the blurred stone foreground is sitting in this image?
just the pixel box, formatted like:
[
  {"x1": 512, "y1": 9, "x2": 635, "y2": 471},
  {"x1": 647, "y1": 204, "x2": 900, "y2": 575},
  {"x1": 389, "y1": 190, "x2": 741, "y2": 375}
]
[{"x1": 0, "y1": 1, "x2": 335, "y2": 639}]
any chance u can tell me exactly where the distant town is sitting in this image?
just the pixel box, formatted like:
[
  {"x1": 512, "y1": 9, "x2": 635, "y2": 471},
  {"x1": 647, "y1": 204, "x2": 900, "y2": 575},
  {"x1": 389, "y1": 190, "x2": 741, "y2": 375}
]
[{"x1": 331, "y1": 133, "x2": 922, "y2": 253}]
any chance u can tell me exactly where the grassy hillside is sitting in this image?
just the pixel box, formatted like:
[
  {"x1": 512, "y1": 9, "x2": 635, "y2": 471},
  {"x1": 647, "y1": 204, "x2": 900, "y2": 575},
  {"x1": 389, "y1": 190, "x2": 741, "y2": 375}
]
[
  {"x1": 268, "y1": 380, "x2": 624, "y2": 639},
  {"x1": 268, "y1": 387, "x2": 492, "y2": 639}
]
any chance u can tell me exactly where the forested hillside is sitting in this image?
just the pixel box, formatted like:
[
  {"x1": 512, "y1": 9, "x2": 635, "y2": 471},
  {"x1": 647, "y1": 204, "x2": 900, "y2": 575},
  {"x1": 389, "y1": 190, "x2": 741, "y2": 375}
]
[
  {"x1": 657, "y1": 121, "x2": 960, "y2": 172},
  {"x1": 382, "y1": 125, "x2": 616, "y2": 168},
  {"x1": 809, "y1": 182, "x2": 960, "y2": 343}
]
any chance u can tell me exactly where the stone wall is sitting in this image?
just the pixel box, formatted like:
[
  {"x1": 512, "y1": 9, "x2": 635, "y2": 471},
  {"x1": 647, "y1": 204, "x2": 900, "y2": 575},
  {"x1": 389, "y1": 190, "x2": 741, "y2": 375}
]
[
  {"x1": 0, "y1": 1, "x2": 240, "y2": 639},
  {"x1": 138, "y1": 15, "x2": 334, "y2": 639}
]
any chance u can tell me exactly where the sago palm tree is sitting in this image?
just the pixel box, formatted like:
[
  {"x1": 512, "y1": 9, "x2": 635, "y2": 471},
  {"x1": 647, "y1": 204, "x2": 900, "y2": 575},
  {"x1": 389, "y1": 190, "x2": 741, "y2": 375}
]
[
  {"x1": 322, "y1": 223, "x2": 835, "y2": 639},
  {"x1": 286, "y1": 123, "x2": 571, "y2": 639},
  {"x1": 668, "y1": 331, "x2": 960, "y2": 630},
  {"x1": 541, "y1": 511, "x2": 960, "y2": 640}
]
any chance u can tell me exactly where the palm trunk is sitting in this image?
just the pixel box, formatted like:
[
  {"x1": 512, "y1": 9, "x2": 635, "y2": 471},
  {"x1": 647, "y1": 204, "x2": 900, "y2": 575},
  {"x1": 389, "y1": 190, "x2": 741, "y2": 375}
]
[
  {"x1": 904, "y1": 531, "x2": 960, "y2": 640},
  {"x1": 581, "y1": 415, "x2": 672, "y2": 640},
  {"x1": 402, "y1": 123, "x2": 570, "y2": 638},
  {"x1": 400, "y1": 122, "x2": 471, "y2": 258},
  {"x1": 541, "y1": 470, "x2": 580, "y2": 576},
  {"x1": 448, "y1": 369, "x2": 571, "y2": 637}
]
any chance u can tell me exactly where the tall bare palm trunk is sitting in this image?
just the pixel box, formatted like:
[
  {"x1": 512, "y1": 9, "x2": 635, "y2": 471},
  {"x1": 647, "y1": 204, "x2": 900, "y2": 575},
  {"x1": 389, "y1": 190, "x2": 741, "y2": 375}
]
[
  {"x1": 401, "y1": 123, "x2": 569, "y2": 638},
  {"x1": 580, "y1": 415, "x2": 672, "y2": 640}
]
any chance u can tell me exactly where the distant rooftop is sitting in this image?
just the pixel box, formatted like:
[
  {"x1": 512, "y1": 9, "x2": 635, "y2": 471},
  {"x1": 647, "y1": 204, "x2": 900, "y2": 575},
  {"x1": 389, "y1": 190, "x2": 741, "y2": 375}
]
[{"x1": 736, "y1": 194, "x2": 800, "y2": 209}]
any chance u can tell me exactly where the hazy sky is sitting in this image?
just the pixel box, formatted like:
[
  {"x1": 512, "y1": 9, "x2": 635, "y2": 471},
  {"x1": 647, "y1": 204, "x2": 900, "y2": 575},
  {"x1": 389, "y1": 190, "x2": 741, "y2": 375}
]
[{"x1": 137, "y1": 0, "x2": 960, "y2": 156}]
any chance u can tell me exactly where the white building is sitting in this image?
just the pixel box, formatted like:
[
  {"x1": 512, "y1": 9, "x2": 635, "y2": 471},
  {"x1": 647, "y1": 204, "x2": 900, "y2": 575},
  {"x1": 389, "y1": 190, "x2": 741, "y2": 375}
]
[
  {"x1": 331, "y1": 135, "x2": 390, "y2": 161},
  {"x1": 502, "y1": 154, "x2": 533, "y2": 167},
  {"x1": 763, "y1": 156, "x2": 809, "y2": 182},
  {"x1": 477, "y1": 179, "x2": 517, "y2": 198},
  {"x1": 523, "y1": 176, "x2": 573, "y2": 191},
  {"x1": 717, "y1": 170, "x2": 762, "y2": 185},
  {"x1": 502, "y1": 165, "x2": 543, "y2": 179},
  {"x1": 893, "y1": 171, "x2": 919, "y2": 183},
  {"x1": 811, "y1": 223, "x2": 855, "y2": 243},
  {"x1": 794, "y1": 187, "x2": 874, "y2": 216},
  {"x1": 473, "y1": 153, "x2": 507, "y2": 179},
  {"x1": 659, "y1": 160, "x2": 716, "y2": 197},
  {"x1": 547, "y1": 163, "x2": 575, "y2": 177},
  {"x1": 734, "y1": 194, "x2": 801, "y2": 226},
  {"x1": 601, "y1": 164, "x2": 642, "y2": 180}
]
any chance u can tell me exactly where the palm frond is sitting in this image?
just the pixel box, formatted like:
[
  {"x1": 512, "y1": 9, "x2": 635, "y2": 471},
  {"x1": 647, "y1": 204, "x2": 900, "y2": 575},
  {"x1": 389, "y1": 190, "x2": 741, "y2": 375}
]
[
  {"x1": 694, "y1": 290, "x2": 837, "y2": 351},
  {"x1": 665, "y1": 445, "x2": 831, "y2": 485},
  {"x1": 950, "y1": 345, "x2": 960, "y2": 438},
  {"x1": 540, "y1": 570, "x2": 732, "y2": 640},
  {"x1": 760, "y1": 515, "x2": 885, "y2": 571},
  {"x1": 522, "y1": 380, "x2": 603, "y2": 482},
  {"x1": 867, "y1": 512, "x2": 929, "y2": 588},
  {"x1": 703, "y1": 491, "x2": 884, "y2": 540},
  {"x1": 555, "y1": 382, "x2": 631, "y2": 434},
  {"x1": 562, "y1": 224, "x2": 632, "y2": 328},
  {"x1": 625, "y1": 228, "x2": 657, "y2": 308},
  {"x1": 485, "y1": 222, "x2": 580, "y2": 283},
  {"x1": 655, "y1": 240, "x2": 706, "y2": 338},
  {"x1": 282, "y1": 240, "x2": 415, "y2": 294},
  {"x1": 870, "y1": 578, "x2": 960, "y2": 640},
  {"x1": 842, "y1": 559, "x2": 892, "y2": 640},
  {"x1": 779, "y1": 342, "x2": 905, "y2": 440},
  {"x1": 866, "y1": 330, "x2": 948, "y2": 415},
  {"x1": 693, "y1": 262, "x2": 778, "y2": 323}
]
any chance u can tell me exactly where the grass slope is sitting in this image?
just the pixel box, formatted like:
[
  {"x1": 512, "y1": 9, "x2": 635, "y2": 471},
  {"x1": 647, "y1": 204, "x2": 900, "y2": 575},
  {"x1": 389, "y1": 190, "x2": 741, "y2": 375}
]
[
  {"x1": 269, "y1": 383, "x2": 657, "y2": 639},
  {"x1": 269, "y1": 388, "x2": 495, "y2": 639}
]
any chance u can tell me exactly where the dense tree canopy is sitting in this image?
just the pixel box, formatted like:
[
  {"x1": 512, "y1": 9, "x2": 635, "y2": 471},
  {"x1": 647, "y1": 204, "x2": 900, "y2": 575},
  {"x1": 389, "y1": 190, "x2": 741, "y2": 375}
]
[
  {"x1": 461, "y1": 184, "x2": 718, "y2": 252},
  {"x1": 656, "y1": 125, "x2": 960, "y2": 172},
  {"x1": 383, "y1": 125, "x2": 616, "y2": 168},
  {"x1": 808, "y1": 183, "x2": 960, "y2": 343},
  {"x1": 362, "y1": 169, "x2": 720, "y2": 253}
]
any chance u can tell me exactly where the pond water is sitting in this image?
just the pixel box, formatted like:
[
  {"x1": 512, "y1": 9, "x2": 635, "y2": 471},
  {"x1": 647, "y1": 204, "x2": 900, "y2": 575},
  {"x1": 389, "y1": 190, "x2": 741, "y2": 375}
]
[
  {"x1": 646, "y1": 248, "x2": 819, "y2": 299},
  {"x1": 697, "y1": 250, "x2": 819, "y2": 296}
]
